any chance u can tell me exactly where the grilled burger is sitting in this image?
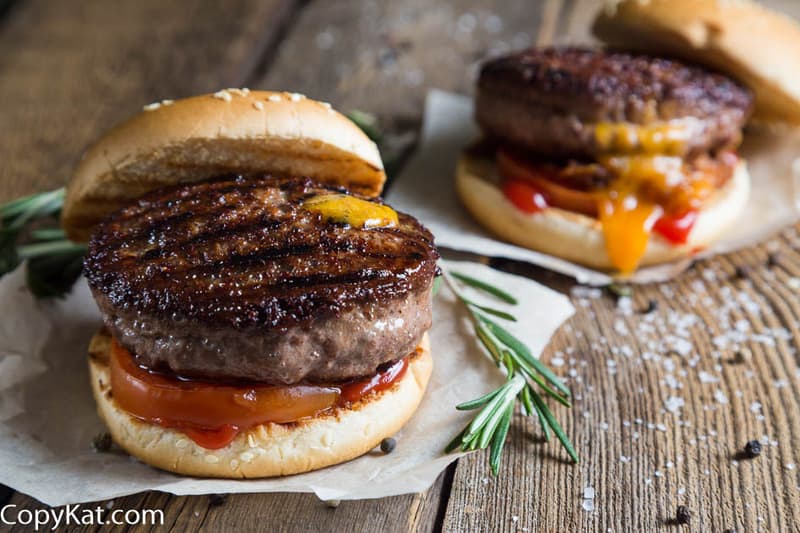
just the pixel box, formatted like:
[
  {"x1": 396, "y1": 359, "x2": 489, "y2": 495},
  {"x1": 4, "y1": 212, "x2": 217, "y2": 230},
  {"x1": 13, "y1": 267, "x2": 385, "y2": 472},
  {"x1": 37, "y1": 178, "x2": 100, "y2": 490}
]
[
  {"x1": 63, "y1": 91, "x2": 438, "y2": 478},
  {"x1": 457, "y1": 46, "x2": 753, "y2": 274}
]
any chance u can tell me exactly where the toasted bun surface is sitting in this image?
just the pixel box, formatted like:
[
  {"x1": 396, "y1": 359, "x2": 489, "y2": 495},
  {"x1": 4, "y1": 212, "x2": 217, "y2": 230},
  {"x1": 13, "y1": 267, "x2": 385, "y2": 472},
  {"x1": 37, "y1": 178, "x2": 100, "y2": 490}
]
[
  {"x1": 456, "y1": 152, "x2": 750, "y2": 271},
  {"x1": 63, "y1": 90, "x2": 386, "y2": 242},
  {"x1": 593, "y1": 0, "x2": 800, "y2": 125},
  {"x1": 88, "y1": 330, "x2": 431, "y2": 478}
]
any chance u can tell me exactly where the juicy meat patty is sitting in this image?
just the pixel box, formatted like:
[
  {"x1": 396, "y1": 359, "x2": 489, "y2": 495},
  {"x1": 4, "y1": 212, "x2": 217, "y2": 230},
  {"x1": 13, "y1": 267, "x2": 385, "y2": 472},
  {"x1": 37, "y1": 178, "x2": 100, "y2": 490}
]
[
  {"x1": 476, "y1": 47, "x2": 754, "y2": 159},
  {"x1": 84, "y1": 175, "x2": 439, "y2": 385}
]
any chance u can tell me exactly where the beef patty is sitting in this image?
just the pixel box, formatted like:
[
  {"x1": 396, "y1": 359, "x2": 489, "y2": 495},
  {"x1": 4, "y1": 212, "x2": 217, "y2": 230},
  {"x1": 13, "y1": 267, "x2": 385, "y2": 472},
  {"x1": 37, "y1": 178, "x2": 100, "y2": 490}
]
[
  {"x1": 84, "y1": 175, "x2": 439, "y2": 385},
  {"x1": 476, "y1": 47, "x2": 753, "y2": 159}
]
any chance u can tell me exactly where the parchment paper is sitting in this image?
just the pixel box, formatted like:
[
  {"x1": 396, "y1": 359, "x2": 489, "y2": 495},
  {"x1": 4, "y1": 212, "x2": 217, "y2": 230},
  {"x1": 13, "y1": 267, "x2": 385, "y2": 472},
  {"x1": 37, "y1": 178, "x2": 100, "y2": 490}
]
[
  {"x1": 0, "y1": 260, "x2": 573, "y2": 506},
  {"x1": 387, "y1": 91, "x2": 800, "y2": 285}
]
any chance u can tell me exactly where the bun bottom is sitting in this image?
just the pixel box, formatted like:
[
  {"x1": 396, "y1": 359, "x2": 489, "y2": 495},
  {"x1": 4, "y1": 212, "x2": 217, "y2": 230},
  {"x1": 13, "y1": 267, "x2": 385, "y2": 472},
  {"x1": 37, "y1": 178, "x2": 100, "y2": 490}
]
[
  {"x1": 456, "y1": 153, "x2": 751, "y2": 271},
  {"x1": 88, "y1": 330, "x2": 432, "y2": 478}
]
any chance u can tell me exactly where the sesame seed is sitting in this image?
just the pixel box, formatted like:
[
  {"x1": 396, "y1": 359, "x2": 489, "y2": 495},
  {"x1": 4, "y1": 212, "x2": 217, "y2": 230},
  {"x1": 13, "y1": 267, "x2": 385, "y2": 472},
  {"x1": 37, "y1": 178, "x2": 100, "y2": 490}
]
[
  {"x1": 240, "y1": 451, "x2": 254, "y2": 463},
  {"x1": 204, "y1": 454, "x2": 220, "y2": 464},
  {"x1": 213, "y1": 90, "x2": 232, "y2": 102},
  {"x1": 268, "y1": 94, "x2": 282, "y2": 102},
  {"x1": 253, "y1": 101, "x2": 265, "y2": 110},
  {"x1": 143, "y1": 102, "x2": 161, "y2": 111},
  {"x1": 161, "y1": 99, "x2": 174, "y2": 106}
]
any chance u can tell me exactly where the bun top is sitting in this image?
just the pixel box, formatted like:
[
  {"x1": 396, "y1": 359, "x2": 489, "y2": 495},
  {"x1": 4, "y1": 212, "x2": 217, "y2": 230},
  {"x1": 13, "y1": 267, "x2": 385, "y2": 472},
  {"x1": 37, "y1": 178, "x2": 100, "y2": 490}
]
[
  {"x1": 593, "y1": 0, "x2": 800, "y2": 125},
  {"x1": 62, "y1": 90, "x2": 385, "y2": 242}
]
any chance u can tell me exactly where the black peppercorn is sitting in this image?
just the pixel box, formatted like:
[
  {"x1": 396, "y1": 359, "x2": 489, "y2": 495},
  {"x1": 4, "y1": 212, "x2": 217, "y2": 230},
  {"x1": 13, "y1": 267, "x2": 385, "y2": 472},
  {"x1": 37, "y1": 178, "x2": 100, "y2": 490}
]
[
  {"x1": 734, "y1": 265, "x2": 751, "y2": 280},
  {"x1": 91, "y1": 432, "x2": 112, "y2": 452},
  {"x1": 641, "y1": 299, "x2": 658, "y2": 314},
  {"x1": 380, "y1": 437, "x2": 396, "y2": 454},
  {"x1": 767, "y1": 252, "x2": 781, "y2": 268},
  {"x1": 744, "y1": 440, "x2": 762, "y2": 458},
  {"x1": 676, "y1": 505, "x2": 691, "y2": 525},
  {"x1": 208, "y1": 493, "x2": 227, "y2": 507}
]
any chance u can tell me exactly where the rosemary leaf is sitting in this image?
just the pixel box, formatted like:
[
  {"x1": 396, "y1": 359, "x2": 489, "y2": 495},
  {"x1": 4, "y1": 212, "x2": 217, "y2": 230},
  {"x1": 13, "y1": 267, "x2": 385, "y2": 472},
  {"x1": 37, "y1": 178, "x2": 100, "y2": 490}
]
[
  {"x1": 345, "y1": 110, "x2": 382, "y2": 144},
  {"x1": 465, "y1": 300, "x2": 517, "y2": 322},
  {"x1": 442, "y1": 265, "x2": 578, "y2": 472},
  {"x1": 531, "y1": 389, "x2": 579, "y2": 463},
  {"x1": 31, "y1": 228, "x2": 67, "y2": 241},
  {"x1": 17, "y1": 240, "x2": 86, "y2": 260},
  {"x1": 456, "y1": 388, "x2": 501, "y2": 411},
  {"x1": 450, "y1": 271, "x2": 518, "y2": 304},
  {"x1": 489, "y1": 404, "x2": 514, "y2": 475},
  {"x1": 477, "y1": 314, "x2": 571, "y2": 397}
]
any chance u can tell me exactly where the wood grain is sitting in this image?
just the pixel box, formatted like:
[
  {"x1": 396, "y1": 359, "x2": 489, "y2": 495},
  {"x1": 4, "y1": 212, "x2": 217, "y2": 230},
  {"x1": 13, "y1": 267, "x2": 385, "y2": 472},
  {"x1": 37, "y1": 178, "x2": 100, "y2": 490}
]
[
  {"x1": 0, "y1": 0, "x2": 299, "y2": 202},
  {"x1": 2, "y1": 0, "x2": 800, "y2": 531}
]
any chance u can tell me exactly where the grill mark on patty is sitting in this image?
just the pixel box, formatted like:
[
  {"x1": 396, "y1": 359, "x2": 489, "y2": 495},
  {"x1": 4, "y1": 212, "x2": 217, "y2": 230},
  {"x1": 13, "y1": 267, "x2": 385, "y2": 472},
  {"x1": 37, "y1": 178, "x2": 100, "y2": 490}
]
[{"x1": 85, "y1": 175, "x2": 439, "y2": 330}]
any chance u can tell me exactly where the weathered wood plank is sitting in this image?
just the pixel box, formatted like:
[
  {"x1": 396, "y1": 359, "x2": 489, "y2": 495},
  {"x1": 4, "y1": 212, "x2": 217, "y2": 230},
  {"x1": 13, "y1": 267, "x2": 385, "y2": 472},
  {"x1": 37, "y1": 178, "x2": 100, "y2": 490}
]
[
  {"x1": 443, "y1": 232, "x2": 800, "y2": 531},
  {"x1": 0, "y1": 0, "x2": 299, "y2": 202},
  {"x1": 5, "y1": 473, "x2": 446, "y2": 532},
  {"x1": 254, "y1": 0, "x2": 547, "y2": 121}
]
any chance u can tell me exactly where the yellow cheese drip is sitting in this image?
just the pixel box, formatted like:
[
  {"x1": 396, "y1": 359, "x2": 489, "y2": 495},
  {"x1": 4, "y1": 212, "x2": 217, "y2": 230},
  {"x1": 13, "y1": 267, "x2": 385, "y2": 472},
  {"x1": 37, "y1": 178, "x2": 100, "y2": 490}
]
[
  {"x1": 594, "y1": 122, "x2": 692, "y2": 155},
  {"x1": 303, "y1": 194, "x2": 399, "y2": 229}
]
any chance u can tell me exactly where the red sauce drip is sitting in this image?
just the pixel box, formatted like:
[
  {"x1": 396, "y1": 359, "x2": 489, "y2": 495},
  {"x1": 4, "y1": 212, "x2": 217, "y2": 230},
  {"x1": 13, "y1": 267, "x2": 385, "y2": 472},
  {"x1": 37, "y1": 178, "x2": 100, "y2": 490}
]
[
  {"x1": 339, "y1": 358, "x2": 408, "y2": 404},
  {"x1": 181, "y1": 425, "x2": 240, "y2": 450},
  {"x1": 653, "y1": 210, "x2": 698, "y2": 245}
]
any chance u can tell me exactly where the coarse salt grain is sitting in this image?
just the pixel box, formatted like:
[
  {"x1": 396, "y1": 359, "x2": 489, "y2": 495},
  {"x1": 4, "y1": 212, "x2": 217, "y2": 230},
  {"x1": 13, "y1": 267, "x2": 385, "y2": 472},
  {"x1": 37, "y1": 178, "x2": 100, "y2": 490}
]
[
  {"x1": 290, "y1": 93, "x2": 305, "y2": 101},
  {"x1": 175, "y1": 439, "x2": 189, "y2": 449},
  {"x1": 143, "y1": 102, "x2": 161, "y2": 111},
  {"x1": 268, "y1": 94, "x2": 282, "y2": 102},
  {"x1": 239, "y1": 451, "x2": 254, "y2": 463},
  {"x1": 204, "y1": 454, "x2": 219, "y2": 464},
  {"x1": 665, "y1": 396, "x2": 685, "y2": 414},
  {"x1": 583, "y1": 486, "x2": 595, "y2": 499},
  {"x1": 253, "y1": 101, "x2": 265, "y2": 110}
]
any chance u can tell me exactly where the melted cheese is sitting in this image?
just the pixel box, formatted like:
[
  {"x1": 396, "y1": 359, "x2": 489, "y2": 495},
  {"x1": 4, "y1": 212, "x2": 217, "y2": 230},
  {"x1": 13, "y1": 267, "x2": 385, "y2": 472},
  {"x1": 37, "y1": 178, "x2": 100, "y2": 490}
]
[
  {"x1": 594, "y1": 121, "x2": 698, "y2": 155},
  {"x1": 303, "y1": 194, "x2": 399, "y2": 229}
]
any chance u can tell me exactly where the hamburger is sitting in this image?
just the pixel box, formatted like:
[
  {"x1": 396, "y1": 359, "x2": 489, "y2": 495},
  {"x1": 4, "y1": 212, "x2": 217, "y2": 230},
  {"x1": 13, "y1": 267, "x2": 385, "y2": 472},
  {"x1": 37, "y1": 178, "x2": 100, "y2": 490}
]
[
  {"x1": 62, "y1": 90, "x2": 439, "y2": 477},
  {"x1": 457, "y1": 46, "x2": 754, "y2": 274}
]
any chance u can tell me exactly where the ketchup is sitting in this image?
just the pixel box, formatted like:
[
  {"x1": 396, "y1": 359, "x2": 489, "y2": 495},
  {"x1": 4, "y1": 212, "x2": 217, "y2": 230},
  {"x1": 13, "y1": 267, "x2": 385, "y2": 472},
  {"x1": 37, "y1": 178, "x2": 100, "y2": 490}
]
[{"x1": 653, "y1": 210, "x2": 698, "y2": 245}]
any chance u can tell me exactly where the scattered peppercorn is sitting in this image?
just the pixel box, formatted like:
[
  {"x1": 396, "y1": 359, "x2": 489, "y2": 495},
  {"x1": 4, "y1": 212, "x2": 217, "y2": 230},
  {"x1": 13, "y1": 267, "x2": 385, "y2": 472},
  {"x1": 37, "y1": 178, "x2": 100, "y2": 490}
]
[
  {"x1": 744, "y1": 440, "x2": 762, "y2": 458},
  {"x1": 380, "y1": 437, "x2": 397, "y2": 454},
  {"x1": 731, "y1": 348, "x2": 751, "y2": 365},
  {"x1": 91, "y1": 432, "x2": 112, "y2": 452},
  {"x1": 640, "y1": 299, "x2": 658, "y2": 314},
  {"x1": 676, "y1": 505, "x2": 691, "y2": 525},
  {"x1": 767, "y1": 252, "x2": 781, "y2": 268},
  {"x1": 208, "y1": 493, "x2": 227, "y2": 507},
  {"x1": 734, "y1": 265, "x2": 751, "y2": 280}
]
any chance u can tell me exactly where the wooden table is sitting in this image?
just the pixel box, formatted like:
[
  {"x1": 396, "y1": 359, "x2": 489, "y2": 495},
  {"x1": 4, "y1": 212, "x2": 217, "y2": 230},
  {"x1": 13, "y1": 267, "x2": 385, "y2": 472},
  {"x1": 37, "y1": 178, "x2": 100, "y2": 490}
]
[{"x1": 2, "y1": 1, "x2": 799, "y2": 530}]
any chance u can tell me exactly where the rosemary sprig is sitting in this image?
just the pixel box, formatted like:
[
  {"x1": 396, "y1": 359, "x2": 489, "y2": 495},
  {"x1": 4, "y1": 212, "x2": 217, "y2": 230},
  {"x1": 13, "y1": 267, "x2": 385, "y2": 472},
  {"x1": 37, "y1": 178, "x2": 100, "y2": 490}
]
[
  {"x1": 444, "y1": 270, "x2": 578, "y2": 473},
  {"x1": 0, "y1": 187, "x2": 86, "y2": 298}
]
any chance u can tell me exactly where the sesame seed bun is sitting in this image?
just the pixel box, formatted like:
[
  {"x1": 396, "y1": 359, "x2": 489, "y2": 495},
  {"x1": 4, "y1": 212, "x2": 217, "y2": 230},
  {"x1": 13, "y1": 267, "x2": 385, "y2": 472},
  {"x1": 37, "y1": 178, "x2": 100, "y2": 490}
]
[
  {"x1": 87, "y1": 329, "x2": 432, "y2": 478},
  {"x1": 63, "y1": 90, "x2": 386, "y2": 242},
  {"x1": 593, "y1": 0, "x2": 800, "y2": 125},
  {"x1": 455, "y1": 152, "x2": 750, "y2": 272}
]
